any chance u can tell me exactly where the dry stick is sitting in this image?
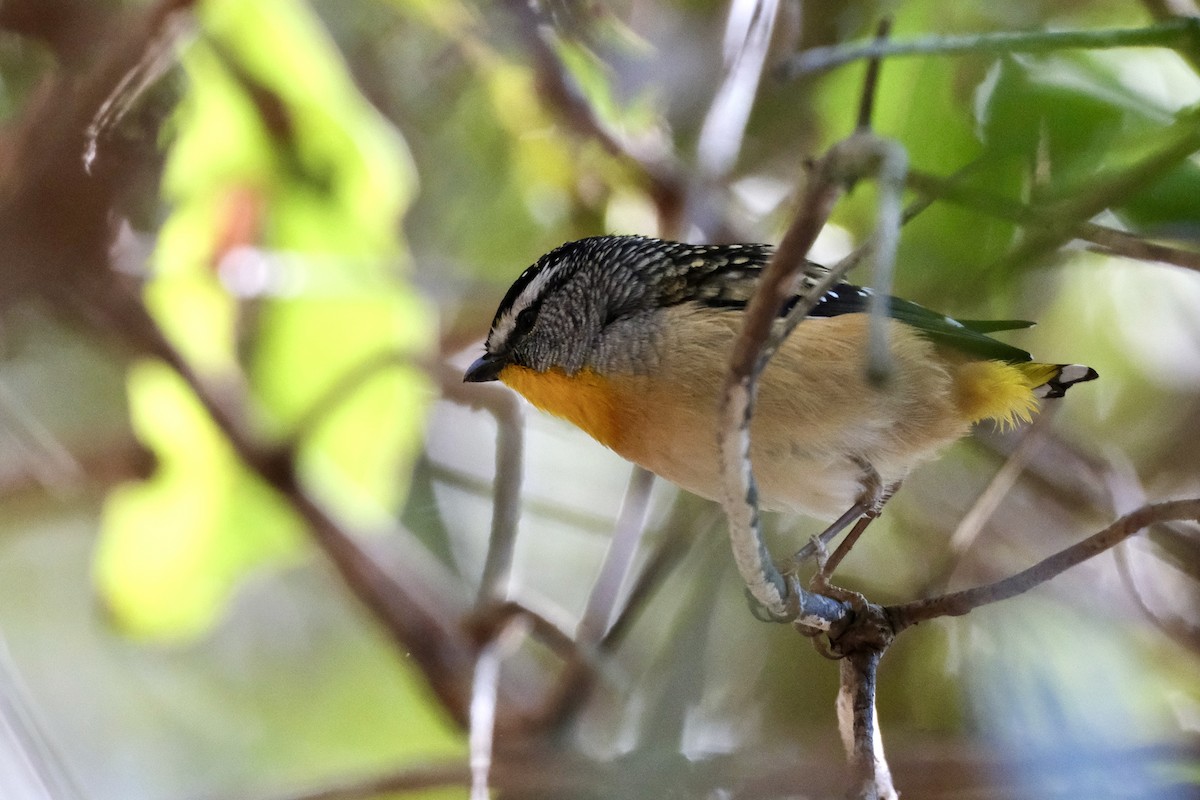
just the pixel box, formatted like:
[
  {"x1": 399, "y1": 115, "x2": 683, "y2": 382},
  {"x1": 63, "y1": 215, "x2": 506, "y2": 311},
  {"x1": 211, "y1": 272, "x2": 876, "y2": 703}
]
[
  {"x1": 101, "y1": 293, "x2": 481, "y2": 725},
  {"x1": 530, "y1": 505, "x2": 720, "y2": 733},
  {"x1": 717, "y1": 139, "x2": 853, "y2": 621},
  {"x1": 929, "y1": 408, "x2": 1058, "y2": 595},
  {"x1": 696, "y1": 0, "x2": 780, "y2": 178},
  {"x1": 467, "y1": 600, "x2": 580, "y2": 665},
  {"x1": 601, "y1": 508, "x2": 719, "y2": 650},
  {"x1": 780, "y1": 18, "x2": 1199, "y2": 79},
  {"x1": 440, "y1": 365, "x2": 526, "y2": 606},
  {"x1": 469, "y1": 616, "x2": 528, "y2": 800},
  {"x1": 837, "y1": 654, "x2": 896, "y2": 800},
  {"x1": 577, "y1": 466, "x2": 656, "y2": 642},
  {"x1": 717, "y1": 133, "x2": 909, "y2": 800},
  {"x1": 516, "y1": 468, "x2": 655, "y2": 732},
  {"x1": 888, "y1": 498, "x2": 1200, "y2": 630},
  {"x1": 500, "y1": 0, "x2": 685, "y2": 222},
  {"x1": 1104, "y1": 453, "x2": 1200, "y2": 654},
  {"x1": 905, "y1": 169, "x2": 1200, "y2": 274},
  {"x1": 720, "y1": 132, "x2": 910, "y2": 622}
]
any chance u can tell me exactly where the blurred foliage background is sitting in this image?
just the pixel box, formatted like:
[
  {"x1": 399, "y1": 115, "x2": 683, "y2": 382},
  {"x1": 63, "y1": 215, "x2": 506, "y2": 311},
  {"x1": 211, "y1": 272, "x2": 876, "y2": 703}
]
[{"x1": 0, "y1": 0, "x2": 1198, "y2": 798}]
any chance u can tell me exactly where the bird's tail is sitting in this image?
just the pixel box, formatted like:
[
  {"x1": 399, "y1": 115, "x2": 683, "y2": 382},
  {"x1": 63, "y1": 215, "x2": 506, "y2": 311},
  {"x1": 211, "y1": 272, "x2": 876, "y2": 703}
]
[
  {"x1": 956, "y1": 361, "x2": 1098, "y2": 429},
  {"x1": 1019, "y1": 362, "x2": 1100, "y2": 399}
]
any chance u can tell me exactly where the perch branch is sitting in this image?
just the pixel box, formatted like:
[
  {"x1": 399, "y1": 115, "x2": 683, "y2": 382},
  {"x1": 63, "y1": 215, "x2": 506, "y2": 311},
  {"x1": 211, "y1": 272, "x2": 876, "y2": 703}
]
[{"x1": 889, "y1": 498, "x2": 1200, "y2": 630}]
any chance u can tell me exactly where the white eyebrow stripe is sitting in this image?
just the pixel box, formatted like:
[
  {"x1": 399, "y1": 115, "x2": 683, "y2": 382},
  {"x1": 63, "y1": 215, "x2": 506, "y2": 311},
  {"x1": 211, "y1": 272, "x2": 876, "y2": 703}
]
[{"x1": 487, "y1": 263, "x2": 558, "y2": 351}]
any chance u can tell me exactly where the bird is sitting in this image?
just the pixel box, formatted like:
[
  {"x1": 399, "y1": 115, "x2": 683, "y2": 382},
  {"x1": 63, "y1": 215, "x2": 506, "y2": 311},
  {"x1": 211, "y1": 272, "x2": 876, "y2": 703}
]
[{"x1": 464, "y1": 235, "x2": 1097, "y2": 522}]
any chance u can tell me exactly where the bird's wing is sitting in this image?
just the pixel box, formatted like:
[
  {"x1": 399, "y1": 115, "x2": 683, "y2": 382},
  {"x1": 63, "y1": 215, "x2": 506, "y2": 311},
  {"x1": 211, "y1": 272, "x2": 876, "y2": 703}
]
[
  {"x1": 652, "y1": 243, "x2": 1035, "y2": 363},
  {"x1": 805, "y1": 283, "x2": 1035, "y2": 363}
]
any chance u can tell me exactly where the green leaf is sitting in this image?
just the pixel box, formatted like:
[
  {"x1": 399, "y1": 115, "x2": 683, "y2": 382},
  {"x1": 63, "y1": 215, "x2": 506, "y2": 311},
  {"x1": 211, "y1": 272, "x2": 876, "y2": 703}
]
[
  {"x1": 974, "y1": 48, "x2": 1200, "y2": 234},
  {"x1": 96, "y1": 362, "x2": 303, "y2": 638},
  {"x1": 98, "y1": 0, "x2": 432, "y2": 638}
]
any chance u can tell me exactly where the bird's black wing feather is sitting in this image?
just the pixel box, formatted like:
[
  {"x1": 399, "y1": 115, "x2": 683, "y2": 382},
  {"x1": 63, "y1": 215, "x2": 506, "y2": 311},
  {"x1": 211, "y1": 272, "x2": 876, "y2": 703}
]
[
  {"x1": 806, "y1": 283, "x2": 1035, "y2": 363},
  {"x1": 645, "y1": 241, "x2": 1035, "y2": 363}
]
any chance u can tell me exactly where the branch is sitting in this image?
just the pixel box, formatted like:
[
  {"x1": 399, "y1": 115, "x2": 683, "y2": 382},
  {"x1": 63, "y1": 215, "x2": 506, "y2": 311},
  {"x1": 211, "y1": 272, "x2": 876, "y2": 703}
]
[
  {"x1": 716, "y1": 141, "x2": 852, "y2": 618},
  {"x1": 438, "y1": 364, "x2": 526, "y2": 606},
  {"x1": 906, "y1": 169, "x2": 1200, "y2": 274},
  {"x1": 577, "y1": 465, "x2": 656, "y2": 642},
  {"x1": 780, "y1": 19, "x2": 1200, "y2": 79},
  {"x1": 888, "y1": 498, "x2": 1200, "y2": 630},
  {"x1": 718, "y1": 130, "x2": 907, "y2": 621},
  {"x1": 996, "y1": 105, "x2": 1200, "y2": 271},
  {"x1": 499, "y1": 0, "x2": 686, "y2": 224},
  {"x1": 148, "y1": 325, "x2": 482, "y2": 723},
  {"x1": 1141, "y1": 0, "x2": 1200, "y2": 72},
  {"x1": 838, "y1": 654, "x2": 897, "y2": 800}
]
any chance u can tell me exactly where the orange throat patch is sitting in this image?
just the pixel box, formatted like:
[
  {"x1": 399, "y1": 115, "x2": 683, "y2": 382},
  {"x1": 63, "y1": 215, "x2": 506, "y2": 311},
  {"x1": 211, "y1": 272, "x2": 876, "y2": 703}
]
[{"x1": 499, "y1": 365, "x2": 626, "y2": 450}]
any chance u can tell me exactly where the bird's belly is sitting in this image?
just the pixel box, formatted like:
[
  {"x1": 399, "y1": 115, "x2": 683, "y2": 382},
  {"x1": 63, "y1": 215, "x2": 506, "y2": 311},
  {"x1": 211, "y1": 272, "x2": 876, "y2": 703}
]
[
  {"x1": 619, "y1": 422, "x2": 900, "y2": 519},
  {"x1": 607, "y1": 385, "x2": 923, "y2": 520}
]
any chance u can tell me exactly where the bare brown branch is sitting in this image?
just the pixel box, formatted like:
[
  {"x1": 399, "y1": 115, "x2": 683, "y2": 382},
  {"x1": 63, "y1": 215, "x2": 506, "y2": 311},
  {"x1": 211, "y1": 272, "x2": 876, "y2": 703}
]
[
  {"x1": 889, "y1": 498, "x2": 1200, "y2": 630},
  {"x1": 439, "y1": 364, "x2": 526, "y2": 606},
  {"x1": 500, "y1": 0, "x2": 687, "y2": 226}
]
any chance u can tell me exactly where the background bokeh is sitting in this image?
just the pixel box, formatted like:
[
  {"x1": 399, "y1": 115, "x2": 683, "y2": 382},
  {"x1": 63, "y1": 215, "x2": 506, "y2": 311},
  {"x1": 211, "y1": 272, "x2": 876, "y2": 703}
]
[{"x1": 0, "y1": 0, "x2": 1198, "y2": 798}]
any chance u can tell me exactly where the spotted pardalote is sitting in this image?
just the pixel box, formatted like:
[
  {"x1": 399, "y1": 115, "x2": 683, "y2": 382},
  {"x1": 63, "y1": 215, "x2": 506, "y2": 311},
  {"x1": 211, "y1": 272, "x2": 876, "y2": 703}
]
[{"x1": 465, "y1": 235, "x2": 1097, "y2": 519}]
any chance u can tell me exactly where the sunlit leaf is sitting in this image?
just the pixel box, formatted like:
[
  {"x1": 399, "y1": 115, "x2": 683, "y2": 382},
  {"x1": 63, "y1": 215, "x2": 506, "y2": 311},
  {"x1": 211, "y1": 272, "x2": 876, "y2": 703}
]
[
  {"x1": 98, "y1": 0, "x2": 431, "y2": 638},
  {"x1": 96, "y1": 361, "x2": 303, "y2": 638},
  {"x1": 974, "y1": 49, "x2": 1200, "y2": 234}
]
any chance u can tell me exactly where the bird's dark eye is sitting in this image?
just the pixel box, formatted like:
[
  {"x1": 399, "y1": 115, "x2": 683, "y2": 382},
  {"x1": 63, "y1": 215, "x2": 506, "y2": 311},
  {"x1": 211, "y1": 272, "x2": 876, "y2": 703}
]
[{"x1": 513, "y1": 306, "x2": 537, "y2": 337}]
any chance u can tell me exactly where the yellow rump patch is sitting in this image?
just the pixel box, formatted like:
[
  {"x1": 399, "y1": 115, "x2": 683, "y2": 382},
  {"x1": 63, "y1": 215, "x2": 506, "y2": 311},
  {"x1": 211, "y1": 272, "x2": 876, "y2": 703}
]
[{"x1": 955, "y1": 361, "x2": 1058, "y2": 429}]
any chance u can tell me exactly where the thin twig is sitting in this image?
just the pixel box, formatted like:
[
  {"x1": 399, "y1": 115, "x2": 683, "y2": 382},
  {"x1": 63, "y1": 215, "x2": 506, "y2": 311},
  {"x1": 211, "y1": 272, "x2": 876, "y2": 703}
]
[
  {"x1": 466, "y1": 600, "x2": 580, "y2": 665},
  {"x1": 822, "y1": 514, "x2": 876, "y2": 577},
  {"x1": 1080, "y1": 223, "x2": 1200, "y2": 272},
  {"x1": 469, "y1": 617, "x2": 527, "y2": 800},
  {"x1": 288, "y1": 351, "x2": 409, "y2": 445},
  {"x1": 855, "y1": 18, "x2": 892, "y2": 132},
  {"x1": 696, "y1": 0, "x2": 780, "y2": 177},
  {"x1": 440, "y1": 364, "x2": 526, "y2": 606},
  {"x1": 500, "y1": 0, "x2": 686, "y2": 223},
  {"x1": 528, "y1": 499, "x2": 716, "y2": 733},
  {"x1": 98, "y1": 290, "x2": 482, "y2": 725},
  {"x1": 780, "y1": 19, "x2": 1200, "y2": 79},
  {"x1": 1140, "y1": 0, "x2": 1200, "y2": 72},
  {"x1": 889, "y1": 498, "x2": 1200, "y2": 630},
  {"x1": 1103, "y1": 451, "x2": 1200, "y2": 654},
  {"x1": 928, "y1": 408, "x2": 1056, "y2": 595},
  {"x1": 906, "y1": 168, "x2": 1200, "y2": 273},
  {"x1": 996, "y1": 105, "x2": 1200, "y2": 272},
  {"x1": 577, "y1": 465, "x2": 656, "y2": 642},
  {"x1": 602, "y1": 505, "x2": 717, "y2": 651}
]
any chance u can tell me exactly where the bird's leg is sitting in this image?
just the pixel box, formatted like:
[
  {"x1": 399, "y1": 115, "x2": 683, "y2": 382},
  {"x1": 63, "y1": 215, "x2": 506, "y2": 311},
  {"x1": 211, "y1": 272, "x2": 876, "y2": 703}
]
[
  {"x1": 821, "y1": 477, "x2": 902, "y2": 577},
  {"x1": 785, "y1": 458, "x2": 892, "y2": 571}
]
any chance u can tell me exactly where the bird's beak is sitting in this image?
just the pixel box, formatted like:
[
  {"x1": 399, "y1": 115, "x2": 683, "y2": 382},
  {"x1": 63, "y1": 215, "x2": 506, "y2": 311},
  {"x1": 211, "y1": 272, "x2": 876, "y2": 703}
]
[{"x1": 464, "y1": 353, "x2": 505, "y2": 383}]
